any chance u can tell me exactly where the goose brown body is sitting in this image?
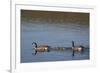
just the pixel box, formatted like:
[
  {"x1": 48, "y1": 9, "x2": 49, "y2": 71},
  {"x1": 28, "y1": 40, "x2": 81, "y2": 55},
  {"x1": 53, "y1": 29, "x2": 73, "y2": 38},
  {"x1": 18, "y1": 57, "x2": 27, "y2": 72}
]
[
  {"x1": 32, "y1": 42, "x2": 50, "y2": 55},
  {"x1": 72, "y1": 41, "x2": 84, "y2": 56},
  {"x1": 72, "y1": 46, "x2": 82, "y2": 52},
  {"x1": 34, "y1": 45, "x2": 50, "y2": 52}
]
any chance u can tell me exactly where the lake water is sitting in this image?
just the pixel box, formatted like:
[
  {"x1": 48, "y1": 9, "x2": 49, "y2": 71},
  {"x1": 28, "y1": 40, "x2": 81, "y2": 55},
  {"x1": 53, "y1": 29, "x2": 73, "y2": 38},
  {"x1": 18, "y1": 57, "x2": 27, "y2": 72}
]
[{"x1": 21, "y1": 10, "x2": 89, "y2": 63}]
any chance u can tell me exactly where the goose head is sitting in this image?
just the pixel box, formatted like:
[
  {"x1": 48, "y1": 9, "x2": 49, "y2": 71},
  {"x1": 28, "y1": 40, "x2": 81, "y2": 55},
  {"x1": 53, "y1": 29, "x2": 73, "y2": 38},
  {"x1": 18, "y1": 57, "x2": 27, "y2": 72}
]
[{"x1": 32, "y1": 42, "x2": 37, "y2": 48}]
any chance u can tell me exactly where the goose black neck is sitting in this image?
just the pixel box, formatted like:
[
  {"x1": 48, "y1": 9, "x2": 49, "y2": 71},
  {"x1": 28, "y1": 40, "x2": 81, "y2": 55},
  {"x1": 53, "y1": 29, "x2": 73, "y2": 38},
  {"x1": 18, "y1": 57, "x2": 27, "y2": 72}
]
[
  {"x1": 32, "y1": 42, "x2": 37, "y2": 48},
  {"x1": 72, "y1": 41, "x2": 75, "y2": 47}
]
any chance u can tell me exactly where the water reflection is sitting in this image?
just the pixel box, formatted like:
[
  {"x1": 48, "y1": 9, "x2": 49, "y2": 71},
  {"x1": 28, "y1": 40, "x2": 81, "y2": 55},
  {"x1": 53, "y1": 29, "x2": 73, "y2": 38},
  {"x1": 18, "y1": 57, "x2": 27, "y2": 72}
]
[{"x1": 21, "y1": 10, "x2": 89, "y2": 63}]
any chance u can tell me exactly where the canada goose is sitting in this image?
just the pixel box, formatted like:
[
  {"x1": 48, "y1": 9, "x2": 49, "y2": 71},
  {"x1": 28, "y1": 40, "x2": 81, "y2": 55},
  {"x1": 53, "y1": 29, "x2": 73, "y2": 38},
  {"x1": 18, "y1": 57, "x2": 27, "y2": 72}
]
[
  {"x1": 32, "y1": 42, "x2": 50, "y2": 55},
  {"x1": 72, "y1": 41, "x2": 84, "y2": 56}
]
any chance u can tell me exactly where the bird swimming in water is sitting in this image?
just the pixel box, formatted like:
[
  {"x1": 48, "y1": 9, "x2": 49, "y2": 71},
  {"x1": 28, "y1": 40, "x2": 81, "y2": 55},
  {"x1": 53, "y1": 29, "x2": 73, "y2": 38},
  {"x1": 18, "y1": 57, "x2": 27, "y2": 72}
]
[
  {"x1": 71, "y1": 41, "x2": 84, "y2": 56},
  {"x1": 32, "y1": 42, "x2": 50, "y2": 55}
]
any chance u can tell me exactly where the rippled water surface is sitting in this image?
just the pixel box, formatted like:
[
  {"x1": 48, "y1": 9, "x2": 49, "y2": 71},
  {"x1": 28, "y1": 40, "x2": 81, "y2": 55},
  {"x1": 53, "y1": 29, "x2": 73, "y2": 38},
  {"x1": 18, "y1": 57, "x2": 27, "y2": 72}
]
[{"x1": 21, "y1": 10, "x2": 89, "y2": 63}]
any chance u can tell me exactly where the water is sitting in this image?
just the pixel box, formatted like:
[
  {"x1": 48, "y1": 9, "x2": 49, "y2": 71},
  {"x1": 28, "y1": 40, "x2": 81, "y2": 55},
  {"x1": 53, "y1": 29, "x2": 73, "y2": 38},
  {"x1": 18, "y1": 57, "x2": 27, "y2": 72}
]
[{"x1": 21, "y1": 10, "x2": 89, "y2": 63}]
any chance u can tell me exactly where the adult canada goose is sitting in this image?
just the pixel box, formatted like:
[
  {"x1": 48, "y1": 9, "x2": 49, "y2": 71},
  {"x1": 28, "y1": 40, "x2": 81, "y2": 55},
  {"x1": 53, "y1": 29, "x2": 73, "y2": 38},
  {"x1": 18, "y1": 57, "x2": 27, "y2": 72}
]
[
  {"x1": 72, "y1": 41, "x2": 84, "y2": 56},
  {"x1": 32, "y1": 42, "x2": 50, "y2": 55}
]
